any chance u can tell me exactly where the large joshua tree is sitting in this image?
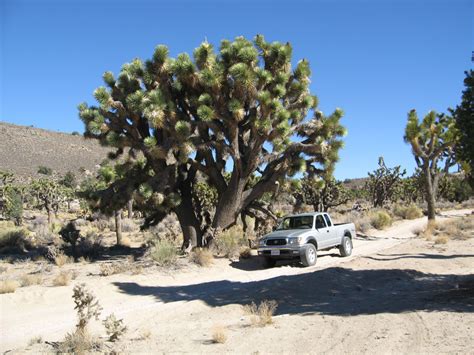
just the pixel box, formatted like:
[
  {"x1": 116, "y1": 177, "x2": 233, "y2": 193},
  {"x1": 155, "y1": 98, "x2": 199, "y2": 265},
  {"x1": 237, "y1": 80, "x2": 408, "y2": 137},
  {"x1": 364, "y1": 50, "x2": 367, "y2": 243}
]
[
  {"x1": 404, "y1": 110, "x2": 457, "y2": 220},
  {"x1": 79, "y1": 35, "x2": 346, "y2": 248},
  {"x1": 452, "y1": 70, "x2": 474, "y2": 186}
]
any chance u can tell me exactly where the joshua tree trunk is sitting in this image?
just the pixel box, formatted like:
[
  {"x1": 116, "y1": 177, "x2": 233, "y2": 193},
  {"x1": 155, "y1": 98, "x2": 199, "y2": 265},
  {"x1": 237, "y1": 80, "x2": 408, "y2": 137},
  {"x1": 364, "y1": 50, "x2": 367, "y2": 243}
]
[
  {"x1": 127, "y1": 199, "x2": 133, "y2": 219},
  {"x1": 175, "y1": 202, "x2": 202, "y2": 250},
  {"x1": 46, "y1": 202, "x2": 53, "y2": 225},
  {"x1": 114, "y1": 209, "x2": 123, "y2": 245},
  {"x1": 423, "y1": 166, "x2": 437, "y2": 221}
]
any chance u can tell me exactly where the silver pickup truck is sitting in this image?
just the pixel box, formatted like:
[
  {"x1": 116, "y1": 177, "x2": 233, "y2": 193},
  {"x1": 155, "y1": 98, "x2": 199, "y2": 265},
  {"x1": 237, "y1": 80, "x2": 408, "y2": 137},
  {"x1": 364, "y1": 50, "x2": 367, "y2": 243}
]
[{"x1": 257, "y1": 212, "x2": 356, "y2": 267}]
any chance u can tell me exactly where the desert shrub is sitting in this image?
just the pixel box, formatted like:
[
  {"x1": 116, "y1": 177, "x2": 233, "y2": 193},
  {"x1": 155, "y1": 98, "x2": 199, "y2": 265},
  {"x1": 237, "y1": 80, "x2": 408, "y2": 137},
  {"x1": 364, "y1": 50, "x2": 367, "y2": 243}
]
[
  {"x1": 28, "y1": 336, "x2": 43, "y2": 346},
  {"x1": 77, "y1": 231, "x2": 104, "y2": 259},
  {"x1": 73, "y1": 283, "x2": 103, "y2": 330},
  {"x1": 92, "y1": 218, "x2": 109, "y2": 232},
  {"x1": 54, "y1": 252, "x2": 71, "y2": 267},
  {"x1": 215, "y1": 225, "x2": 247, "y2": 258},
  {"x1": 211, "y1": 325, "x2": 227, "y2": 344},
  {"x1": 56, "y1": 284, "x2": 104, "y2": 353},
  {"x1": 189, "y1": 248, "x2": 214, "y2": 267},
  {"x1": 4, "y1": 189, "x2": 23, "y2": 226},
  {"x1": 99, "y1": 263, "x2": 127, "y2": 276},
  {"x1": 0, "y1": 228, "x2": 33, "y2": 253},
  {"x1": 150, "y1": 240, "x2": 177, "y2": 266},
  {"x1": 243, "y1": 300, "x2": 278, "y2": 327},
  {"x1": 121, "y1": 219, "x2": 138, "y2": 233},
  {"x1": 103, "y1": 313, "x2": 127, "y2": 342},
  {"x1": 73, "y1": 218, "x2": 88, "y2": 227},
  {"x1": 370, "y1": 210, "x2": 392, "y2": 229},
  {"x1": 37, "y1": 165, "x2": 53, "y2": 175},
  {"x1": 392, "y1": 204, "x2": 423, "y2": 220},
  {"x1": 404, "y1": 204, "x2": 423, "y2": 219},
  {"x1": 434, "y1": 235, "x2": 448, "y2": 244},
  {"x1": 20, "y1": 274, "x2": 43, "y2": 287},
  {"x1": 433, "y1": 215, "x2": 473, "y2": 241},
  {"x1": 0, "y1": 280, "x2": 18, "y2": 294},
  {"x1": 53, "y1": 271, "x2": 72, "y2": 286},
  {"x1": 148, "y1": 213, "x2": 182, "y2": 244}
]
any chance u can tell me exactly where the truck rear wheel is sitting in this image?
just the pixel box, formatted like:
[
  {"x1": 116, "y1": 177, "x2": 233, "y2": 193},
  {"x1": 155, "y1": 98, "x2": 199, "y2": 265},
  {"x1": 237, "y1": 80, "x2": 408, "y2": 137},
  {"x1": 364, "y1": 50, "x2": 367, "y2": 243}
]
[
  {"x1": 339, "y1": 236, "x2": 353, "y2": 257},
  {"x1": 262, "y1": 257, "x2": 276, "y2": 268},
  {"x1": 301, "y1": 244, "x2": 317, "y2": 267}
]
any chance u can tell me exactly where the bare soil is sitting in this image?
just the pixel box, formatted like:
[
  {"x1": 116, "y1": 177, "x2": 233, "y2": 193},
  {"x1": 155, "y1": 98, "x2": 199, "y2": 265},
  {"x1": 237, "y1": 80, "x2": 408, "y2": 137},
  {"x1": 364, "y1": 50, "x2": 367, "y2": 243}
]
[{"x1": 1, "y1": 209, "x2": 473, "y2": 354}]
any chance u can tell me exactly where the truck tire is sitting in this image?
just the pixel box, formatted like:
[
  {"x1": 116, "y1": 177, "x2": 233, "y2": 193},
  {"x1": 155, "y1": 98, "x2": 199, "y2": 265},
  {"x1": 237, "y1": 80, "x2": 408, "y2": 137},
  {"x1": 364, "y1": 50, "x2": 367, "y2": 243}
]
[
  {"x1": 339, "y1": 235, "x2": 353, "y2": 257},
  {"x1": 301, "y1": 244, "x2": 317, "y2": 267},
  {"x1": 262, "y1": 257, "x2": 276, "y2": 268}
]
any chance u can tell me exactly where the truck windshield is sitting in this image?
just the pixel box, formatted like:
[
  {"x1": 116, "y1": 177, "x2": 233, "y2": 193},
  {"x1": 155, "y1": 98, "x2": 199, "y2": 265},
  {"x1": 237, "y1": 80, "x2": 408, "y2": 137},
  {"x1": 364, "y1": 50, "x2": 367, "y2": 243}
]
[{"x1": 276, "y1": 216, "x2": 313, "y2": 230}]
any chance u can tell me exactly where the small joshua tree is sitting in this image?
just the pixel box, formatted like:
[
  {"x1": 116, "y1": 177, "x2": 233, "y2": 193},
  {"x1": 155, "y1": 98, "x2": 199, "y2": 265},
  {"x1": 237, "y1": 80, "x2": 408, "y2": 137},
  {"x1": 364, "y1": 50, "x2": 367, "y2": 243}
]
[
  {"x1": 404, "y1": 110, "x2": 457, "y2": 220},
  {"x1": 72, "y1": 283, "x2": 102, "y2": 332},
  {"x1": 365, "y1": 157, "x2": 406, "y2": 207},
  {"x1": 103, "y1": 314, "x2": 127, "y2": 342}
]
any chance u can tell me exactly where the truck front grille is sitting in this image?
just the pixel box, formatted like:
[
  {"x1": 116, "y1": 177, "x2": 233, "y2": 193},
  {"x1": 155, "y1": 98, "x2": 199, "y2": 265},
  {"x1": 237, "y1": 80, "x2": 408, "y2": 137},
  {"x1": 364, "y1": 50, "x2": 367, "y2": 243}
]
[{"x1": 266, "y1": 238, "x2": 287, "y2": 246}]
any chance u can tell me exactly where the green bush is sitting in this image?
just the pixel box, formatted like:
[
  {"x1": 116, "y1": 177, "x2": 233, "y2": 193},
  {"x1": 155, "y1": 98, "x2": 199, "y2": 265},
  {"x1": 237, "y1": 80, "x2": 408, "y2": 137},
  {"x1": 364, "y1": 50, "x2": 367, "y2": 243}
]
[
  {"x1": 370, "y1": 210, "x2": 392, "y2": 230},
  {"x1": 0, "y1": 228, "x2": 33, "y2": 253},
  {"x1": 150, "y1": 240, "x2": 177, "y2": 266},
  {"x1": 4, "y1": 189, "x2": 23, "y2": 226}
]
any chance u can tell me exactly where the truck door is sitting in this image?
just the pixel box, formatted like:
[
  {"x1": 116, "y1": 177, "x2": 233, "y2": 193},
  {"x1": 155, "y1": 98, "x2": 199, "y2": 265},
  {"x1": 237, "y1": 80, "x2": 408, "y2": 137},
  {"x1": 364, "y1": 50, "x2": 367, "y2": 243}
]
[
  {"x1": 314, "y1": 214, "x2": 331, "y2": 249},
  {"x1": 323, "y1": 213, "x2": 339, "y2": 246}
]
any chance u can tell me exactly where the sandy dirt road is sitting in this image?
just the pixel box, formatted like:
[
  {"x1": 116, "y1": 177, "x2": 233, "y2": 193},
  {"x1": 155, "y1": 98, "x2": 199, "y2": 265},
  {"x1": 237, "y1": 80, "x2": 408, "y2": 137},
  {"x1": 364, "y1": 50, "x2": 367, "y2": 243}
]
[{"x1": 1, "y1": 209, "x2": 473, "y2": 354}]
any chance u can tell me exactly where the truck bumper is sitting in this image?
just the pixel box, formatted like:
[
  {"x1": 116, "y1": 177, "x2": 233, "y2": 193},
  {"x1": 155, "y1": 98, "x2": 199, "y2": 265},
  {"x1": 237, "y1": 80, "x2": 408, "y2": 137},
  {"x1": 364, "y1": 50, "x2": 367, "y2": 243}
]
[{"x1": 257, "y1": 245, "x2": 305, "y2": 259}]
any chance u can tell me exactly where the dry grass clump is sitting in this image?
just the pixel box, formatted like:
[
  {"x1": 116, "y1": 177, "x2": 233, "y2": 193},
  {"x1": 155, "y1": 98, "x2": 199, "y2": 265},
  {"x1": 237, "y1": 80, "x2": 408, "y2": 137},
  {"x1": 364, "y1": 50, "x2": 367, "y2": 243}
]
[
  {"x1": 211, "y1": 325, "x2": 227, "y2": 344},
  {"x1": 119, "y1": 236, "x2": 131, "y2": 248},
  {"x1": 370, "y1": 210, "x2": 392, "y2": 230},
  {"x1": 189, "y1": 248, "x2": 214, "y2": 267},
  {"x1": 20, "y1": 274, "x2": 43, "y2": 287},
  {"x1": 53, "y1": 271, "x2": 72, "y2": 286},
  {"x1": 28, "y1": 336, "x2": 43, "y2": 346},
  {"x1": 0, "y1": 280, "x2": 19, "y2": 294},
  {"x1": 58, "y1": 330, "x2": 102, "y2": 354},
  {"x1": 434, "y1": 235, "x2": 449, "y2": 244},
  {"x1": 393, "y1": 204, "x2": 423, "y2": 220},
  {"x1": 150, "y1": 239, "x2": 178, "y2": 266},
  {"x1": 99, "y1": 262, "x2": 128, "y2": 276},
  {"x1": 54, "y1": 252, "x2": 72, "y2": 267},
  {"x1": 215, "y1": 225, "x2": 247, "y2": 258},
  {"x1": 416, "y1": 215, "x2": 473, "y2": 243},
  {"x1": 244, "y1": 300, "x2": 278, "y2": 327}
]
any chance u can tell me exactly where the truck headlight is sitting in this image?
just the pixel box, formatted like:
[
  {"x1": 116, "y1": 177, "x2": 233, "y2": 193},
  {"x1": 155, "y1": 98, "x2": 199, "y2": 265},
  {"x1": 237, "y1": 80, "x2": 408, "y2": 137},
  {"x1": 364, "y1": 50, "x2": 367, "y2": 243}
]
[
  {"x1": 258, "y1": 239, "x2": 266, "y2": 246},
  {"x1": 288, "y1": 237, "x2": 303, "y2": 245}
]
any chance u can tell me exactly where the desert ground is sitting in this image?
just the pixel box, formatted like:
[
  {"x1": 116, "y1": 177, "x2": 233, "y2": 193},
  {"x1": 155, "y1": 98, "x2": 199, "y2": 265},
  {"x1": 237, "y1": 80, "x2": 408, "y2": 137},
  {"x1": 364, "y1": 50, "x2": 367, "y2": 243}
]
[{"x1": 1, "y1": 209, "x2": 473, "y2": 354}]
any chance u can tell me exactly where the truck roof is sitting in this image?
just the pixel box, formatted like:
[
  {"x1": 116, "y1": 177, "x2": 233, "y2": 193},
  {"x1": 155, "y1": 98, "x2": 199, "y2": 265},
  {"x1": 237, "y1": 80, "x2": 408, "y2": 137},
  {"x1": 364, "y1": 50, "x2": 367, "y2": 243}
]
[{"x1": 284, "y1": 212, "x2": 327, "y2": 218}]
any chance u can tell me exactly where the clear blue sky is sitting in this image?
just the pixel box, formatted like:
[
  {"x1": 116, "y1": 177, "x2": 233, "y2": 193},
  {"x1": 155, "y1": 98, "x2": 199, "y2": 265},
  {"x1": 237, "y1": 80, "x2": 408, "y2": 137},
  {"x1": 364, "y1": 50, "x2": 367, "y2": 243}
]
[{"x1": 1, "y1": 0, "x2": 472, "y2": 179}]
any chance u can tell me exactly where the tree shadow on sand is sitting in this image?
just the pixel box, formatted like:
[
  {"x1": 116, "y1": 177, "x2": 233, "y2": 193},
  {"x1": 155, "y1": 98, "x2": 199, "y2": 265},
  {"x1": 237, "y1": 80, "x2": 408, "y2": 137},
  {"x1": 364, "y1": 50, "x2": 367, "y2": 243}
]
[{"x1": 113, "y1": 266, "x2": 474, "y2": 317}]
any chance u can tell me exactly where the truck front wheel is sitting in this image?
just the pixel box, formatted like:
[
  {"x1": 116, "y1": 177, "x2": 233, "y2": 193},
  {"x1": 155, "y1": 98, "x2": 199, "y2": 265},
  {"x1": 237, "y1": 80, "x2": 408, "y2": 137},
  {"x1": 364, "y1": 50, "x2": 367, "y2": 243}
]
[
  {"x1": 301, "y1": 244, "x2": 317, "y2": 267},
  {"x1": 339, "y1": 236, "x2": 353, "y2": 257}
]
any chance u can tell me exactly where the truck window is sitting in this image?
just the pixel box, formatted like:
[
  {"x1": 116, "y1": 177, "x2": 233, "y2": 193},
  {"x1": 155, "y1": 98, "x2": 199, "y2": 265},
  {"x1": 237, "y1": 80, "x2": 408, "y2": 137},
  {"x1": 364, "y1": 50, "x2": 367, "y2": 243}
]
[
  {"x1": 277, "y1": 215, "x2": 313, "y2": 230},
  {"x1": 315, "y1": 215, "x2": 327, "y2": 229},
  {"x1": 323, "y1": 214, "x2": 332, "y2": 226}
]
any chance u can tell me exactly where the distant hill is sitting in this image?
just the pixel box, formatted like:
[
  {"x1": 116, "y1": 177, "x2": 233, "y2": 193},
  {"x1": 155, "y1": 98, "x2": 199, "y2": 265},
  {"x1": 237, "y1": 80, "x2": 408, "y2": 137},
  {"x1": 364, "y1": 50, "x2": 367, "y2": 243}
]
[{"x1": 0, "y1": 121, "x2": 111, "y2": 179}]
